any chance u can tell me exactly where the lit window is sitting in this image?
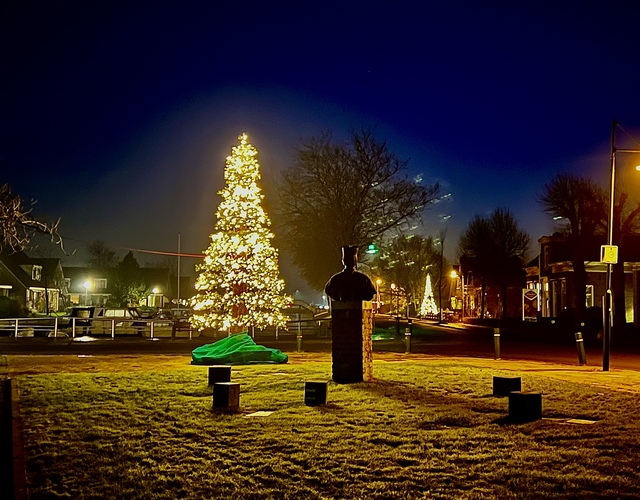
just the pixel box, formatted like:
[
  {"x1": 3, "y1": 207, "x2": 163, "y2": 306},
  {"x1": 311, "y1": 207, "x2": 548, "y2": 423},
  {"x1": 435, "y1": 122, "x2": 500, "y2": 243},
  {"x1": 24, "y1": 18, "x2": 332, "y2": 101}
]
[
  {"x1": 585, "y1": 285, "x2": 594, "y2": 308},
  {"x1": 32, "y1": 265, "x2": 42, "y2": 281}
]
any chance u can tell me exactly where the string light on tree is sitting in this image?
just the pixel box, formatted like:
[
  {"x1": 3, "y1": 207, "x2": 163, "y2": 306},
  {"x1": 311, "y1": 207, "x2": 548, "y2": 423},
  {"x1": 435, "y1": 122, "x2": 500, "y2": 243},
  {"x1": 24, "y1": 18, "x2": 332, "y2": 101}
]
[
  {"x1": 419, "y1": 274, "x2": 438, "y2": 316},
  {"x1": 191, "y1": 133, "x2": 291, "y2": 333}
]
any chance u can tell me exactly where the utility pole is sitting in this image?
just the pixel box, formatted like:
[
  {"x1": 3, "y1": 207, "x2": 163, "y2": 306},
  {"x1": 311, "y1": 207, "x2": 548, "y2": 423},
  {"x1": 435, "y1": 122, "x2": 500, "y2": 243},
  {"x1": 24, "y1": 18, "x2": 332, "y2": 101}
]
[{"x1": 438, "y1": 229, "x2": 447, "y2": 323}]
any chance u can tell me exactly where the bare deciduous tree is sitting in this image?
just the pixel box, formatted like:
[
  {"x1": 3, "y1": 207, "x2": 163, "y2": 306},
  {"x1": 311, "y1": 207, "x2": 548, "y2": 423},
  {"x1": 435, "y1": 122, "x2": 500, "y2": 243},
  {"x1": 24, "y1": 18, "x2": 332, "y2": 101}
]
[
  {"x1": 277, "y1": 129, "x2": 440, "y2": 290},
  {"x1": 0, "y1": 183, "x2": 62, "y2": 253},
  {"x1": 458, "y1": 208, "x2": 530, "y2": 319},
  {"x1": 87, "y1": 240, "x2": 118, "y2": 270}
]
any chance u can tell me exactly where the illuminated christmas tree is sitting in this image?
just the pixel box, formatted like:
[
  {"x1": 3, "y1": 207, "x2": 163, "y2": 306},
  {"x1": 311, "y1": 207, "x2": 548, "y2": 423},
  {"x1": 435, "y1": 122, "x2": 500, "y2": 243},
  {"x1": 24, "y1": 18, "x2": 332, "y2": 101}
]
[
  {"x1": 419, "y1": 274, "x2": 438, "y2": 316},
  {"x1": 191, "y1": 133, "x2": 290, "y2": 333}
]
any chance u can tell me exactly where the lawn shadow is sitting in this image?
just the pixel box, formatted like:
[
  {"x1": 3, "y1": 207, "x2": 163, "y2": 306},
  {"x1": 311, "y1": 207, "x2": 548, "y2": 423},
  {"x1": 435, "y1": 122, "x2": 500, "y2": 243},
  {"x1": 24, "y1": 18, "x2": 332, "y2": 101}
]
[
  {"x1": 353, "y1": 378, "x2": 465, "y2": 407},
  {"x1": 315, "y1": 403, "x2": 344, "y2": 411}
]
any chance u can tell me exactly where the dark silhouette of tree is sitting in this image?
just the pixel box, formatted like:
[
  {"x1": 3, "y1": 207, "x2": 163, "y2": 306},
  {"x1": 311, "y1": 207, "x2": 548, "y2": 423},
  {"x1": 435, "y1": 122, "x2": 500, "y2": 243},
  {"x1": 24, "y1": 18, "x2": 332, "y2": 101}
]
[
  {"x1": 539, "y1": 173, "x2": 606, "y2": 325},
  {"x1": 0, "y1": 183, "x2": 62, "y2": 253},
  {"x1": 87, "y1": 240, "x2": 117, "y2": 271},
  {"x1": 111, "y1": 251, "x2": 146, "y2": 307},
  {"x1": 458, "y1": 216, "x2": 492, "y2": 317},
  {"x1": 458, "y1": 208, "x2": 530, "y2": 319},
  {"x1": 277, "y1": 128, "x2": 440, "y2": 290}
]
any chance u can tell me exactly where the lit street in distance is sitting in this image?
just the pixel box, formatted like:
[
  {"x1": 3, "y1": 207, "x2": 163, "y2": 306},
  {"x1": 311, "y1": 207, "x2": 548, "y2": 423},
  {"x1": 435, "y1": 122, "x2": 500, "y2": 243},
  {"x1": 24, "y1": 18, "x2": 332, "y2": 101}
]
[{"x1": 3, "y1": 317, "x2": 640, "y2": 371}]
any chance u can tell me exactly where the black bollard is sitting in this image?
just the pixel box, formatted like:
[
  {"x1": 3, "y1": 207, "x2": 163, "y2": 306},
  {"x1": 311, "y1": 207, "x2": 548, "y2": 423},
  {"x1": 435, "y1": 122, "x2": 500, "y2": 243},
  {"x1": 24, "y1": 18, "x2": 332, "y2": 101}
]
[
  {"x1": 575, "y1": 331, "x2": 587, "y2": 366},
  {"x1": 493, "y1": 328, "x2": 501, "y2": 360},
  {"x1": 405, "y1": 326, "x2": 411, "y2": 353}
]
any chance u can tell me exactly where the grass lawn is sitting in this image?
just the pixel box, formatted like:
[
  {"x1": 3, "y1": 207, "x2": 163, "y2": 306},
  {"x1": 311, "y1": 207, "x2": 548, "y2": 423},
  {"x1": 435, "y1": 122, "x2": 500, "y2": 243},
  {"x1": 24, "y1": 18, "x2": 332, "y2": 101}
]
[{"x1": 10, "y1": 354, "x2": 640, "y2": 499}]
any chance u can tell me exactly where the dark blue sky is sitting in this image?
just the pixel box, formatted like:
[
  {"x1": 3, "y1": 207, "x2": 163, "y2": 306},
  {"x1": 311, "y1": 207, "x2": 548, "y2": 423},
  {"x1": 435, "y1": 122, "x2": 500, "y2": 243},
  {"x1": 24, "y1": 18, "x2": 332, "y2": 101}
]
[{"x1": 3, "y1": 1, "x2": 640, "y2": 297}]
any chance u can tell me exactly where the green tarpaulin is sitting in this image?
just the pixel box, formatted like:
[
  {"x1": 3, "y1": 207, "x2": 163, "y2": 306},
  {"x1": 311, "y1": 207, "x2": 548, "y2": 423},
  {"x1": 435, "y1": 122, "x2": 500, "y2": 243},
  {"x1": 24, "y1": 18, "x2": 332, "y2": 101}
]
[{"x1": 191, "y1": 333, "x2": 288, "y2": 365}]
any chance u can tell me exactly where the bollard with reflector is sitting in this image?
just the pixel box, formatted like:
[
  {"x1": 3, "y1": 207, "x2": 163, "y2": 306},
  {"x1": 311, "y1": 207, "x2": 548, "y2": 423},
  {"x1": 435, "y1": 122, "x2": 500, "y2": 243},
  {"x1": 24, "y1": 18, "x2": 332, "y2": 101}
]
[
  {"x1": 575, "y1": 331, "x2": 587, "y2": 366},
  {"x1": 493, "y1": 328, "x2": 501, "y2": 360},
  {"x1": 405, "y1": 326, "x2": 411, "y2": 353}
]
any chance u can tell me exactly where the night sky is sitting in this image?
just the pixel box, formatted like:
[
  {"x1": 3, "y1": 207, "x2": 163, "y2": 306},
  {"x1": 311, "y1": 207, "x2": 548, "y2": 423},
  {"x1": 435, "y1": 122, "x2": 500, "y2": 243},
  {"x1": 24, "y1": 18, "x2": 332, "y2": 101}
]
[{"x1": 3, "y1": 2, "x2": 640, "y2": 299}]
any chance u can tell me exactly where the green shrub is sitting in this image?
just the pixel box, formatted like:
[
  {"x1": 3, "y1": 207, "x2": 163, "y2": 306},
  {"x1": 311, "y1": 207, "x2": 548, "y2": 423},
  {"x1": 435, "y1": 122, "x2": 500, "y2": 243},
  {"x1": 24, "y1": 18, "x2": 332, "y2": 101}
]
[{"x1": 0, "y1": 296, "x2": 26, "y2": 318}]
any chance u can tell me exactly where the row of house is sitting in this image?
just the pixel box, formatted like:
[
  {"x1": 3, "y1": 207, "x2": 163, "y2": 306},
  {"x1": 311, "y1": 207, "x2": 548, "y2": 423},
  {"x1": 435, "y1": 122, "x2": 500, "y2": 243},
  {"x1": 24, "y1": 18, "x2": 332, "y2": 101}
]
[
  {"x1": 7, "y1": 232, "x2": 640, "y2": 325},
  {"x1": 461, "y1": 233, "x2": 640, "y2": 327},
  {"x1": 0, "y1": 251, "x2": 192, "y2": 315}
]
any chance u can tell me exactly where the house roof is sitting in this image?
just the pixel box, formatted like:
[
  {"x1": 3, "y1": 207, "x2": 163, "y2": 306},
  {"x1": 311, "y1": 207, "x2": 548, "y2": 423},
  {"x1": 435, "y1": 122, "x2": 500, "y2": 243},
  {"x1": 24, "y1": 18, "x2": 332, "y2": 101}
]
[
  {"x1": 0, "y1": 251, "x2": 62, "y2": 289},
  {"x1": 525, "y1": 256, "x2": 538, "y2": 269}
]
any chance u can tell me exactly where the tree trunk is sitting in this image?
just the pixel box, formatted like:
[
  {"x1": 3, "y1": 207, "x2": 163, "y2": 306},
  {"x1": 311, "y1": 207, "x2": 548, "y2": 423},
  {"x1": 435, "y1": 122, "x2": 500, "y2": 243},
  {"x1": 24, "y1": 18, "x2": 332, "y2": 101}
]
[{"x1": 480, "y1": 279, "x2": 486, "y2": 318}]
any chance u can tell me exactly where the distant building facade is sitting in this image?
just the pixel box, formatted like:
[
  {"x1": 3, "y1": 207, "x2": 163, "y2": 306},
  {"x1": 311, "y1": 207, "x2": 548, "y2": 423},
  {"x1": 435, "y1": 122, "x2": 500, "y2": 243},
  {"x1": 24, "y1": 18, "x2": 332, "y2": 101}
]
[
  {"x1": 530, "y1": 233, "x2": 640, "y2": 326},
  {"x1": 460, "y1": 255, "x2": 526, "y2": 319},
  {"x1": 0, "y1": 251, "x2": 66, "y2": 313}
]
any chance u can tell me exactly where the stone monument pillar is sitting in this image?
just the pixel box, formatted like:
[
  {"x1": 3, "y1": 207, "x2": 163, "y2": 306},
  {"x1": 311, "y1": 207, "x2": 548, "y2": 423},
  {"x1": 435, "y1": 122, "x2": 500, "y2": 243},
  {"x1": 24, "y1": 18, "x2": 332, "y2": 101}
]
[{"x1": 325, "y1": 246, "x2": 376, "y2": 383}]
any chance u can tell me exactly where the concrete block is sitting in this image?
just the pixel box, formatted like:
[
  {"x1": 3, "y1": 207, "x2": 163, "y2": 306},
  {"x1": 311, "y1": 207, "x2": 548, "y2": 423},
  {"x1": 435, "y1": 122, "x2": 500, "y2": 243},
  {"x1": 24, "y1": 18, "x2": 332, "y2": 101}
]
[
  {"x1": 304, "y1": 381, "x2": 328, "y2": 406},
  {"x1": 213, "y1": 382, "x2": 240, "y2": 410},
  {"x1": 508, "y1": 391, "x2": 542, "y2": 422},
  {"x1": 493, "y1": 376, "x2": 522, "y2": 397},
  {"x1": 208, "y1": 365, "x2": 232, "y2": 386}
]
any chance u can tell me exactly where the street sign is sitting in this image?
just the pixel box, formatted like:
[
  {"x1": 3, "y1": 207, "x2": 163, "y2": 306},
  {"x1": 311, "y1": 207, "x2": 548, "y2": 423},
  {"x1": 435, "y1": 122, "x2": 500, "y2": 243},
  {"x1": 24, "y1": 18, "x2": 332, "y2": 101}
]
[
  {"x1": 522, "y1": 289, "x2": 539, "y2": 322},
  {"x1": 600, "y1": 245, "x2": 618, "y2": 264}
]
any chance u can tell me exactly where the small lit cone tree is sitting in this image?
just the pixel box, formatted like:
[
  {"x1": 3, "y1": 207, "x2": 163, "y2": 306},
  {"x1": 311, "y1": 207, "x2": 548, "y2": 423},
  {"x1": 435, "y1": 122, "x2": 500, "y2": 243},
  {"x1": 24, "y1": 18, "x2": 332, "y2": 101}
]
[
  {"x1": 419, "y1": 274, "x2": 438, "y2": 316},
  {"x1": 191, "y1": 134, "x2": 290, "y2": 333}
]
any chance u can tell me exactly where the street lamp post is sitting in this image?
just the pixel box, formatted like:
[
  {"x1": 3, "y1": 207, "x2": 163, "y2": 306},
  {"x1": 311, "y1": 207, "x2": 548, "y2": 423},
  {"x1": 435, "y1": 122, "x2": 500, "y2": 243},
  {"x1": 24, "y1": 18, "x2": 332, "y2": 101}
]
[
  {"x1": 375, "y1": 279, "x2": 381, "y2": 313},
  {"x1": 151, "y1": 287, "x2": 161, "y2": 308},
  {"x1": 390, "y1": 283, "x2": 396, "y2": 314},
  {"x1": 450, "y1": 268, "x2": 462, "y2": 320},
  {"x1": 82, "y1": 280, "x2": 91, "y2": 306},
  {"x1": 390, "y1": 283, "x2": 400, "y2": 336},
  {"x1": 460, "y1": 270, "x2": 466, "y2": 320},
  {"x1": 603, "y1": 120, "x2": 640, "y2": 371}
]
